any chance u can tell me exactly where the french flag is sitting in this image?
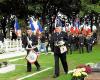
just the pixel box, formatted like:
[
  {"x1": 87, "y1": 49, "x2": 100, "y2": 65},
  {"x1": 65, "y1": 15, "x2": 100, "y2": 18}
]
[
  {"x1": 55, "y1": 16, "x2": 62, "y2": 27},
  {"x1": 14, "y1": 18, "x2": 20, "y2": 33},
  {"x1": 29, "y1": 17, "x2": 35, "y2": 32},
  {"x1": 29, "y1": 17, "x2": 43, "y2": 33},
  {"x1": 37, "y1": 21, "x2": 43, "y2": 32}
]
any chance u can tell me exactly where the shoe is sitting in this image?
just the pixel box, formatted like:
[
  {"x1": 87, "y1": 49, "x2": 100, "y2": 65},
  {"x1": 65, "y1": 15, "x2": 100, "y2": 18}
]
[
  {"x1": 36, "y1": 67, "x2": 41, "y2": 71},
  {"x1": 27, "y1": 70, "x2": 31, "y2": 72},
  {"x1": 53, "y1": 74, "x2": 59, "y2": 78}
]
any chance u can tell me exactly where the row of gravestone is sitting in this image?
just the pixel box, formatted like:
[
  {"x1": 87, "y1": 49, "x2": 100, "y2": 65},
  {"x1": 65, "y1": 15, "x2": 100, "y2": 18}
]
[{"x1": 0, "y1": 38, "x2": 23, "y2": 54}]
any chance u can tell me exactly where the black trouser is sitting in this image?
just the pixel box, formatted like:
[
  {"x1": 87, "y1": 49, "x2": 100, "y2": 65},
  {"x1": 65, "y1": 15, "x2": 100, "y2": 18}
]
[
  {"x1": 27, "y1": 60, "x2": 40, "y2": 72},
  {"x1": 68, "y1": 44, "x2": 73, "y2": 54},
  {"x1": 54, "y1": 52, "x2": 68, "y2": 75},
  {"x1": 79, "y1": 44, "x2": 84, "y2": 54},
  {"x1": 27, "y1": 50, "x2": 40, "y2": 72},
  {"x1": 86, "y1": 44, "x2": 92, "y2": 53},
  {"x1": 46, "y1": 43, "x2": 49, "y2": 52}
]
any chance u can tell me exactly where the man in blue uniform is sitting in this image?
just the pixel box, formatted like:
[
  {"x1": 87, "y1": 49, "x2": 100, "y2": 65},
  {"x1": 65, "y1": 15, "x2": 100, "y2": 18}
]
[{"x1": 50, "y1": 25, "x2": 68, "y2": 78}]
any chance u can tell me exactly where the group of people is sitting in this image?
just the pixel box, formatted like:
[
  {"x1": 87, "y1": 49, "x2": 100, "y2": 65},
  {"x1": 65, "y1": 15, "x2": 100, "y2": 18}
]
[
  {"x1": 22, "y1": 26, "x2": 68, "y2": 78},
  {"x1": 0, "y1": 14, "x2": 98, "y2": 79},
  {"x1": 21, "y1": 13, "x2": 98, "y2": 78},
  {"x1": 21, "y1": 24, "x2": 97, "y2": 78}
]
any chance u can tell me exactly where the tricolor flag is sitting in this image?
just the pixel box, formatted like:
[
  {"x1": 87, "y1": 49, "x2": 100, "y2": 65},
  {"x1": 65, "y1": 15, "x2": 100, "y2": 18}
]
[
  {"x1": 37, "y1": 21, "x2": 43, "y2": 32},
  {"x1": 75, "y1": 27, "x2": 79, "y2": 34},
  {"x1": 29, "y1": 17, "x2": 43, "y2": 33},
  {"x1": 14, "y1": 18, "x2": 20, "y2": 33},
  {"x1": 74, "y1": 18, "x2": 80, "y2": 28},
  {"x1": 55, "y1": 16, "x2": 62, "y2": 27},
  {"x1": 29, "y1": 17, "x2": 35, "y2": 32},
  {"x1": 87, "y1": 25, "x2": 91, "y2": 35},
  {"x1": 70, "y1": 26, "x2": 75, "y2": 34}
]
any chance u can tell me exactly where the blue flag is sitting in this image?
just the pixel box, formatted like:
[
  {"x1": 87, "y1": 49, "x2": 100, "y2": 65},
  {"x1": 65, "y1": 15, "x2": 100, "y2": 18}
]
[
  {"x1": 55, "y1": 16, "x2": 62, "y2": 27},
  {"x1": 37, "y1": 21, "x2": 43, "y2": 32},
  {"x1": 14, "y1": 18, "x2": 20, "y2": 32},
  {"x1": 29, "y1": 18, "x2": 35, "y2": 32}
]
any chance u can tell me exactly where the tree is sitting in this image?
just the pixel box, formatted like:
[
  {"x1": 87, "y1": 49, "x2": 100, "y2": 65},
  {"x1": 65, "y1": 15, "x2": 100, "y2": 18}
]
[{"x1": 91, "y1": 0, "x2": 99, "y2": 4}]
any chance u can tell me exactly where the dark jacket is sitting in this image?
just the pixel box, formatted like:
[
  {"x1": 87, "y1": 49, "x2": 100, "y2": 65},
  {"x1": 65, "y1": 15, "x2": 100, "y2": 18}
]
[
  {"x1": 50, "y1": 31, "x2": 68, "y2": 53},
  {"x1": 40, "y1": 35, "x2": 46, "y2": 43},
  {"x1": 78, "y1": 35, "x2": 84, "y2": 45},
  {"x1": 0, "y1": 33, "x2": 4, "y2": 42},
  {"x1": 22, "y1": 34, "x2": 38, "y2": 52}
]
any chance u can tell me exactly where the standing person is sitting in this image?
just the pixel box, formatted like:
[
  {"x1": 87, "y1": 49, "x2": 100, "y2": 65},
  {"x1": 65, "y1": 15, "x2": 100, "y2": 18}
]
[
  {"x1": 67, "y1": 32, "x2": 73, "y2": 54},
  {"x1": 38, "y1": 33, "x2": 48, "y2": 54},
  {"x1": 22, "y1": 27, "x2": 40, "y2": 72},
  {"x1": 78, "y1": 33, "x2": 84, "y2": 54},
  {"x1": 50, "y1": 25, "x2": 68, "y2": 78},
  {"x1": 0, "y1": 30, "x2": 4, "y2": 42},
  {"x1": 85, "y1": 33, "x2": 93, "y2": 53},
  {"x1": 44, "y1": 30, "x2": 50, "y2": 53},
  {"x1": 11, "y1": 30, "x2": 17, "y2": 40}
]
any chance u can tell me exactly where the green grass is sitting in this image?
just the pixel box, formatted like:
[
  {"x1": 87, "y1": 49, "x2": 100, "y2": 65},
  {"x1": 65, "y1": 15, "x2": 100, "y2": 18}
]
[{"x1": 0, "y1": 44, "x2": 100, "y2": 80}]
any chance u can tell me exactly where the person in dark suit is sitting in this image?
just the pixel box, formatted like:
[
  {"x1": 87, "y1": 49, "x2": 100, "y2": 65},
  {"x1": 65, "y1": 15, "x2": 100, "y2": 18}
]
[
  {"x1": 11, "y1": 30, "x2": 17, "y2": 40},
  {"x1": 67, "y1": 32, "x2": 73, "y2": 54},
  {"x1": 22, "y1": 27, "x2": 40, "y2": 72},
  {"x1": 85, "y1": 33, "x2": 93, "y2": 53},
  {"x1": 0, "y1": 30, "x2": 4, "y2": 42},
  {"x1": 78, "y1": 33, "x2": 84, "y2": 54},
  {"x1": 50, "y1": 25, "x2": 68, "y2": 78}
]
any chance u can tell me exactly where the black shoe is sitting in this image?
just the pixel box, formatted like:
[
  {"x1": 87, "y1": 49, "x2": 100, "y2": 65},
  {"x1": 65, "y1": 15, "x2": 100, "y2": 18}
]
[
  {"x1": 27, "y1": 70, "x2": 31, "y2": 72},
  {"x1": 36, "y1": 67, "x2": 40, "y2": 71},
  {"x1": 53, "y1": 74, "x2": 59, "y2": 78}
]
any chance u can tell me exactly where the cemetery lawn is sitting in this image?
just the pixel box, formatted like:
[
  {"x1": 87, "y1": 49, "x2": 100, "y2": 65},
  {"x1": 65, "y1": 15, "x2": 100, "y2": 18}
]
[{"x1": 0, "y1": 44, "x2": 100, "y2": 80}]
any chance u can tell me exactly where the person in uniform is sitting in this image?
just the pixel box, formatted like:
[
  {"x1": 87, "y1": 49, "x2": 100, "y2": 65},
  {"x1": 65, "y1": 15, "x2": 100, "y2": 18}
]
[
  {"x1": 0, "y1": 30, "x2": 4, "y2": 42},
  {"x1": 22, "y1": 27, "x2": 40, "y2": 72},
  {"x1": 67, "y1": 32, "x2": 73, "y2": 54},
  {"x1": 78, "y1": 33, "x2": 84, "y2": 54},
  {"x1": 85, "y1": 33, "x2": 93, "y2": 53},
  {"x1": 50, "y1": 25, "x2": 68, "y2": 78}
]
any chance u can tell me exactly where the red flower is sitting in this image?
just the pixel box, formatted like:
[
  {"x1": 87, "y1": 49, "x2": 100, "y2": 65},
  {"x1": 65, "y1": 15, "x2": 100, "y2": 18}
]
[{"x1": 76, "y1": 64, "x2": 92, "y2": 74}]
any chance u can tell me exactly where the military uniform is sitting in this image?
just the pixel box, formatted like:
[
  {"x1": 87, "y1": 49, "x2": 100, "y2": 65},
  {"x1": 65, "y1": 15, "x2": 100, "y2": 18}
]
[
  {"x1": 78, "y1": 34, "x2": 84, "y2": 54},
  {"x1": 68, "y1": 34, "x2": 73, "y2": 54},
  {"x1": 22, "y1": 34, "x2": 40, "y2": 72},
  {"x1": 92, "y1": 32, "x2": 97, "y2": 44},
  {"x1": 50, "y1": 31, "x2": 68, "y2": 77},
  {"x1": 85, "y1": 34, "x2": 93, "y2": 53},
  {"x1": 74, "y1": 35, "x2": 79, "y2": 50}
]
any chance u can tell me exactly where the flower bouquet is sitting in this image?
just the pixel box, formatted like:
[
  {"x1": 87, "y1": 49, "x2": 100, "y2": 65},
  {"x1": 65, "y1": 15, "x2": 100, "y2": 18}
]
[
  {"x1": 71, "y1": 68, "x2": 88, "y2": 80},
  {"x1": 71, "y1": 64, "x2": 92, "y2": 80},
  {"x1": 76, "y1": 64, "x2": 92, "y2": 74}
]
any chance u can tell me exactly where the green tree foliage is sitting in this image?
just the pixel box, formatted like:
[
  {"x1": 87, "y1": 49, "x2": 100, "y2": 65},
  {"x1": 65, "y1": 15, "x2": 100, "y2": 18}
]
[
  {"x1": 28, "y1": 3, "x2": 43, "y2": 14},
  {"x1": 0, "y1": 0, "x2": 99, "y2": 18},
  {"x1": 80, "y1": 0, "x2": 100, "y2": 13}
]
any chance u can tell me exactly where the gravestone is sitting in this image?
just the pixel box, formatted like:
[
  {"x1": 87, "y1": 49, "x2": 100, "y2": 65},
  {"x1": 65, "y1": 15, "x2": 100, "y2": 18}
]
[
  {"x1": 0, "y1": 63, "x2": 15, "y2": 73},
  {"x1": 84, "y1": 72, "x2": 100, "y2": 80},
  {"x1": 85, "y1": 62, "x2": 100, "y2": 80},
  {"x1": 86, "y1": 62, "x2": 100, "y2": 72}
]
